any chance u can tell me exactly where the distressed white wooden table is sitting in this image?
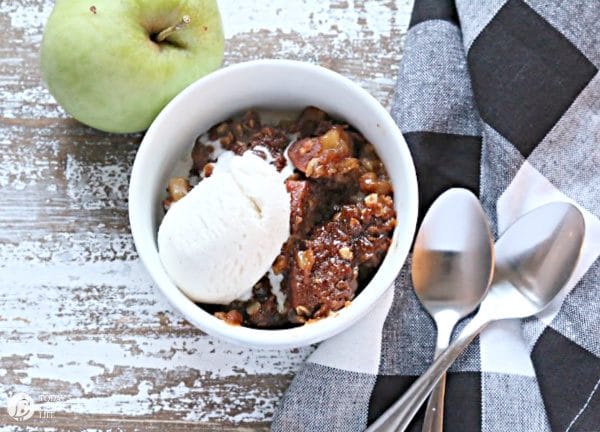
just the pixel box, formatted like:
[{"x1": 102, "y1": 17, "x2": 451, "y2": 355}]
[{"x1": 0, "y1": 1, "x2": 412, "y2": 430}]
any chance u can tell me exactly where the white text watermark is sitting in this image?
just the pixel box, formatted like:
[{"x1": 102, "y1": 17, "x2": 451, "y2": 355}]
[{"x1": 6, "y1": 392, "x2": 66, "y2": 422}]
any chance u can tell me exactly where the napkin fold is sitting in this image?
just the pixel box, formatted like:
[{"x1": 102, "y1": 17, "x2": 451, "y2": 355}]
[{"x1": 272, "y1": 1, "x2": 600, "y2": 431}]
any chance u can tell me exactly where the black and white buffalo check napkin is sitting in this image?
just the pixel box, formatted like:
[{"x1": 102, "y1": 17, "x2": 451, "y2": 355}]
[{"x1": 272, "y1": 1, "x2": 600, "y2": 431}]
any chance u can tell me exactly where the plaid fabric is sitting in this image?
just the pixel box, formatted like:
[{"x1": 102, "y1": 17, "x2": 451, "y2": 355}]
[{"x1": 272, "y1": 1, "x2": 600, "y2": 431}]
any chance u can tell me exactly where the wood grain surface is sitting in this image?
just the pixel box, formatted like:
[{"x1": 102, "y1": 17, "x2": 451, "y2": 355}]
[{"x1": 0, "y1": 0, "x2": 412, "y2": 430}]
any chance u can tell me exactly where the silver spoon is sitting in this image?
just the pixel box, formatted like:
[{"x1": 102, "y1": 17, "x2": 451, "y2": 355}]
[
  {"x1": 367, "y1": 202, "x2": 585, "y2": 432},
  {"x1": 412, "y1": 188, "x2": 494, "y2": 432}
]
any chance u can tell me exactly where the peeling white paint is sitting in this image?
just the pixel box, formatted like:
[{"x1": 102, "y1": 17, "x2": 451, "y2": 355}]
[
  {"x1": 0, "y1": 260, "x2": 313, "y2": 421},
  {"x1": 0, "y1": 0, "x2": 52, "y2": 39},
  {"x1": 220, "y1": 0, "x2": 412, "y2": 40},
  {"x1": 0, "y1": 232, "x2": 137, "y2": 263},
  {"x1": 65, "y1": 154, "x2": 131, "y2": 211}
]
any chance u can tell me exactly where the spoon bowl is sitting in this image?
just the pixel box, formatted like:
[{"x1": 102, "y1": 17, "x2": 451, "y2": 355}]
[
  {"x1": 489, "y1": 202, "x2": 585, "y2": 316},
  {"x1": 412, "y1": 188, "x2": 494, "y2": 318}
]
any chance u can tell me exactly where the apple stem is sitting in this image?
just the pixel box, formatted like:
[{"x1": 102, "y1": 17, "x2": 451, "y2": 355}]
[{"x1": 155, "y1": 15, "x2": 191, "y2": 43}]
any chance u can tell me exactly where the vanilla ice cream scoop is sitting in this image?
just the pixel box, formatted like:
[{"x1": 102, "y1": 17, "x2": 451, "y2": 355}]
[{"x1": 158, "y1": 151, "x2": 291, "y2": 304}]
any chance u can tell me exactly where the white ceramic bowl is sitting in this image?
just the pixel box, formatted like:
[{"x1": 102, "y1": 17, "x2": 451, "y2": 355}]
[{"x1": 129, "y1": 59, "x2": 418, "y2": 349}]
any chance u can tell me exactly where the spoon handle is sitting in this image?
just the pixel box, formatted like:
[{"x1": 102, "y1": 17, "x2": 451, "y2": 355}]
[
  {"x1": 421, "y1": 372, "x2": 446, "y2": 432},
  {"x1": 421, "y1": 323, "x2": 453, "y2": 432},
  {"x1": 365, "y1": 314, "x2": 489, "y2": 432}
]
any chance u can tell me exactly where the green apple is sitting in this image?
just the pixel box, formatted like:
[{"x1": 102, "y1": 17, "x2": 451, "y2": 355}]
[{"x1": 41, "y1": 0, "x2": 224, "y2": 133}]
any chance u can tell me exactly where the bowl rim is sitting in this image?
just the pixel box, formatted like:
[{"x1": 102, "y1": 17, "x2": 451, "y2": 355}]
[{"x1": 129, "y1": 59, "x2": 418, "y2": 348}]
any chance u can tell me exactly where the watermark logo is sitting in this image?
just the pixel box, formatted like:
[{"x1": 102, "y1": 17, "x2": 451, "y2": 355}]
[{"x1": 7, "y1": 393, "x2": 35, "y2": 422}]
